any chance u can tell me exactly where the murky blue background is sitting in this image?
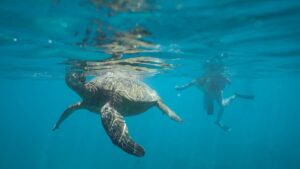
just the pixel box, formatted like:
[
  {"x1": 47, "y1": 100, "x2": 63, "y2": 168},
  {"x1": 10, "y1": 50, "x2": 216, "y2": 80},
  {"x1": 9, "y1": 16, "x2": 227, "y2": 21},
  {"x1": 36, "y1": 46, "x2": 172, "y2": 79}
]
[{"x1": 1, "y1": 0, "x2": 300, "y2": 169}]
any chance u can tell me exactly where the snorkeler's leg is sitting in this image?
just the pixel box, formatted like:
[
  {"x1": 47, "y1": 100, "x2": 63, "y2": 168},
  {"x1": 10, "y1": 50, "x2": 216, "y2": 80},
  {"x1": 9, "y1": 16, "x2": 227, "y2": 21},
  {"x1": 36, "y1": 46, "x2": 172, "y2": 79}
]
[
  {"x1": 222, "y1": 95, "x2": 237, "y2": 106},
  {"x1": 215, "y1": 106, "x2": 231, "y2": 132},
  {"x1": 222, "y1": 92, "x2": 254, "y2": 107},
  {"x1": 215, "y1": 93, "x2": 231, "y2": 132},
  {"x1": 234, "y1": 93, "x2": 255, "y2": 100},
  {"x1": 203, "y1": 94, "x2": 214, "y2": 115}
]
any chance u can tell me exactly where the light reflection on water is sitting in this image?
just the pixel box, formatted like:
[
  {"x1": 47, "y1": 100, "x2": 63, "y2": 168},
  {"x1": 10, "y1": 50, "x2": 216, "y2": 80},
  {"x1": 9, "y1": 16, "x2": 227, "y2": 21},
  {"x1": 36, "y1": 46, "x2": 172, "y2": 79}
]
[{"x1": 0, "y1": 0, "x2": 299, "y2": 80}]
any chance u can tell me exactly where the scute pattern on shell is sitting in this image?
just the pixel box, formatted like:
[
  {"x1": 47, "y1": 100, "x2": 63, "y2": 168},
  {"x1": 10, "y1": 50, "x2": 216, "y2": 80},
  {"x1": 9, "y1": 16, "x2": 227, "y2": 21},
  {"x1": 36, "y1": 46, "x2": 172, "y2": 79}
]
[{"x1": 90, "y1": 74, "x2": 159, "y2": 102}]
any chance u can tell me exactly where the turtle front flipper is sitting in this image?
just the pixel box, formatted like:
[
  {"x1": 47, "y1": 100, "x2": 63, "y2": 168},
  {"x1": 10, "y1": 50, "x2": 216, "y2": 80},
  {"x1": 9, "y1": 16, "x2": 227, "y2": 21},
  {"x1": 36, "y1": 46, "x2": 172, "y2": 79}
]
[
  {"x1": 100, "y1": 102, "x2": 145, "y2": 157},
  {"x1": 53, "y1": 102, "x2": 83, "y2": 131}
]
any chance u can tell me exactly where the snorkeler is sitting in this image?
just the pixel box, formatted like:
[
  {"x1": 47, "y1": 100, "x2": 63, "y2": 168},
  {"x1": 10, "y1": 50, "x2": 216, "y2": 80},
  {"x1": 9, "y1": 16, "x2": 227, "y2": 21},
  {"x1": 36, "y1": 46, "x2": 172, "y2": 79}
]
[{"x1": 176, "y1": 59, "x2": 254, "y2": 132}]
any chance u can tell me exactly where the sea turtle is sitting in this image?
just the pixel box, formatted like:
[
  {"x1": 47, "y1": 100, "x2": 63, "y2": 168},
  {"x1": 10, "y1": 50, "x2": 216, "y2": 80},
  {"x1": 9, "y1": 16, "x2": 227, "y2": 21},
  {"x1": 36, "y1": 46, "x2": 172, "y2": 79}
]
[{"x1": 53, "y1": 72, "x2": 182, "y2": 157}]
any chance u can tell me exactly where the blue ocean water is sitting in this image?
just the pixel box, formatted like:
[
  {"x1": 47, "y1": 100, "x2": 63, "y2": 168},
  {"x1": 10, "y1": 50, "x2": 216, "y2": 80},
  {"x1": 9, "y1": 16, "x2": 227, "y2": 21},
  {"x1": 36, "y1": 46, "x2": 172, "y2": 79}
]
[{"x1": 1, "y1": 0, "x2": 300, "y2": 169}]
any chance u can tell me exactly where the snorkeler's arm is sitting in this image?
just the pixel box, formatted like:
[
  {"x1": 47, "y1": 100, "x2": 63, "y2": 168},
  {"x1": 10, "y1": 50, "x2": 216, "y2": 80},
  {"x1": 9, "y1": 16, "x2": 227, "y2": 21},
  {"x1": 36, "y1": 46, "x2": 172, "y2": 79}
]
[{"x1": 175, "y1": 79, "x2": 197, "y2": 91}]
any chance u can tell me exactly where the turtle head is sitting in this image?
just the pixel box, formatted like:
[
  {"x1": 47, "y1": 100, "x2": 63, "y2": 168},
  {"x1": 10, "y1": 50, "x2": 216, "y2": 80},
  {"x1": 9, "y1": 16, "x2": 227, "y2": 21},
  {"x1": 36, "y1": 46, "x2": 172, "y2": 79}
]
[{"x1": 65, "y1": 72, "x2": 86, "y2": 96}]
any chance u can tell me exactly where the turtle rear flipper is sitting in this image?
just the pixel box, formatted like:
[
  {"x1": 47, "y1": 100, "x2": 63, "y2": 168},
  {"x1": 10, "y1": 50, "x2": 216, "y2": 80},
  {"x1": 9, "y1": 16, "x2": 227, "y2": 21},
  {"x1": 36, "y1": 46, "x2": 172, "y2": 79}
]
[
  {"x1": 100, "y1": 102, "x2": 145, "y2": 157},
  {"x1": 157, "y1": 100, "x2": 182, "y2": 122}
]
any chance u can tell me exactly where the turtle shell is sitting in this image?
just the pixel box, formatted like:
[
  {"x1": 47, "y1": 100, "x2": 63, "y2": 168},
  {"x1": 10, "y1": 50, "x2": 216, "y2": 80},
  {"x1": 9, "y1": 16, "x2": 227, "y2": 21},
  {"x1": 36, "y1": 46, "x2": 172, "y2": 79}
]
[{"x1": 90, "y1": 75, "x2": 159, "y2": 102}]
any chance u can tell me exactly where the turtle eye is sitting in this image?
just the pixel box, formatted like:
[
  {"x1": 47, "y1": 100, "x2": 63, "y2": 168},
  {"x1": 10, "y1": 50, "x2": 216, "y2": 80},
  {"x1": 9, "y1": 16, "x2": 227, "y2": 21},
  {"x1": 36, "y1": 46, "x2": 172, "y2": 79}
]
[
  {"x1": 69, "y1": 73, "x2": 85, "y2": 82},
  {"x1": 72, "y1": 73, "x2": 77, "y2": 78}
]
